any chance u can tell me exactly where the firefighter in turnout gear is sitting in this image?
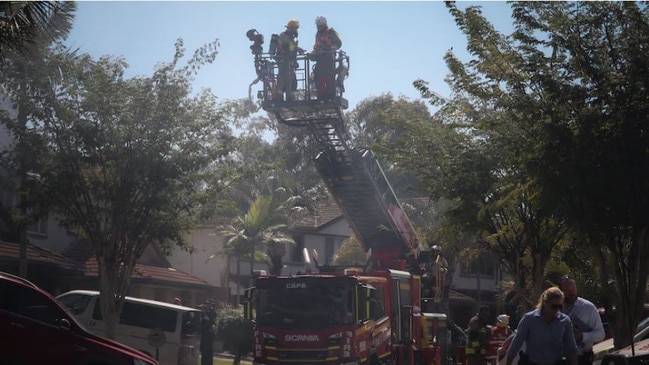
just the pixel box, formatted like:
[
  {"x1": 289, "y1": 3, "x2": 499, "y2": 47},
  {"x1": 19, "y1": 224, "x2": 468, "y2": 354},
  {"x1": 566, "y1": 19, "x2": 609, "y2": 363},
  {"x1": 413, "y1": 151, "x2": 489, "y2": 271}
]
[
  {"x1": 275, "y1": 19, "x2": 304, "y2": 100},
  {"x1": 486, "y1": 314, "x2": 512, "y2": 365},
  {"x1": 311, "y1": 16, "x2": 342, "y2": 100},
  {"x1": 432, "y1": 245, "x2": 448, "y2": 302},
  {"x1": 467, "y1": 305, "x2": 490, "y2": 365}
]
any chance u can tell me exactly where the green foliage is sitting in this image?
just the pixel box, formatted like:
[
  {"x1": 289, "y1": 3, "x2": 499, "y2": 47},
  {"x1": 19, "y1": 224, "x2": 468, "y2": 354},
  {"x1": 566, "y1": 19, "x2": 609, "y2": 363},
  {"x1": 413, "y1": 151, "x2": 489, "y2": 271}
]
[
  {"x1": 332, "y1": 237, "x2": 367, "y2": 267},
  {"x1": 0, "y1": 38, "x2": 235, "y2": 338},
  {"x1": 406, "y1": 1, "x2": 649, "y2": 348},
  {"x1": 214, "y1": 303, "x2": 252, "y2": 357},
  {"x1": 348, "y1": 94, "x2": 431, "y2": 199},
  {"x1": 0, "y1": 1, "x2": 77, "y2": 243},
  {"x1": 0, "y1": 1, "x2": 77, "y2": 63},
  {"x1": 217, "y1": 195, "x2": 295, "y2": 277}
]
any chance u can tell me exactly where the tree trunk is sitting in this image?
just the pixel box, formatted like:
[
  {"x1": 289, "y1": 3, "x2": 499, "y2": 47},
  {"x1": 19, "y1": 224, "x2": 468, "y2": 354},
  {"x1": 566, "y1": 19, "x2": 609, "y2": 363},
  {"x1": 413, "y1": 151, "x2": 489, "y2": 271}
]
[
  {"x1": 97, "y1": 241, "x2": 136, "y2": 339},
  {"x1": 232, "y1": 350, "x2": 241, "y2": 365},
  {"x1": 236, "y1": 256, "x2": 241, "y2": 305},
  {"x1": 98, "y1": 255, "x2": 121, "y2": 339},
  {"x1": 611, "y1": 226, "x2": 649, "y2": 349}
]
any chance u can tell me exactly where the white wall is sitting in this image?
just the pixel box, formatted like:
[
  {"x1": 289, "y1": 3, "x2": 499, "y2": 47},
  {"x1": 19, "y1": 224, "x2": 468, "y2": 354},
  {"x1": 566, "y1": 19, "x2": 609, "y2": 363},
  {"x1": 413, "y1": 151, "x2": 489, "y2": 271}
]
[
  {"x1": 167, "y1": 223, "x2": 228, "y2": 287},
  {"x1": 450, "y1": 263, "x2": 500, "y2": 292},
  {"x1": 27, "y1": 218, "x2": 76, "y2": 253}
]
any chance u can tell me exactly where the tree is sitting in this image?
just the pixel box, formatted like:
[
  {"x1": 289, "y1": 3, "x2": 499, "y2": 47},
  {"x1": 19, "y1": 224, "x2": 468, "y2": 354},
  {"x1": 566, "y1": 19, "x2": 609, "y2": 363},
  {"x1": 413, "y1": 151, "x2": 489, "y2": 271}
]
[
  {"x1": 409, "y1": 1, "x2": 649, "y2": 348},
  {"x1": 0, "y1": 1, "x2": 77, "y2": 278},
  {"x1": 347, "y1": 94, "x2": 431, "y2": 200},
  {"x1": 332, "y1": 236, "x2": 367, "y2": 267},
  {"x1": 0, "y1": 1, "x2": 76, "y2": 63},
  {"x1": 0, "y1": 39, "x2": 234, "y2": 339},
  {"x1": 505, "y1": 2, "x2": 649, "y2": 348},
  {"x1": 217, "y1": 195, "x2": 295, "y2": 286}
]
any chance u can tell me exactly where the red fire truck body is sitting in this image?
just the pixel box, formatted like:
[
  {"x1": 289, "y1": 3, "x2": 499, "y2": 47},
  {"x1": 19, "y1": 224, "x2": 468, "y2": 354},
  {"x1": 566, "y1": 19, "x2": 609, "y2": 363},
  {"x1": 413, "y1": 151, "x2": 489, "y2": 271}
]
[
  {"x1": 245, "y1": 31, "x2": 447, "y2": 365},
  {"x1": 247, "y1": 268, "x2": 443, "y2": 365}
]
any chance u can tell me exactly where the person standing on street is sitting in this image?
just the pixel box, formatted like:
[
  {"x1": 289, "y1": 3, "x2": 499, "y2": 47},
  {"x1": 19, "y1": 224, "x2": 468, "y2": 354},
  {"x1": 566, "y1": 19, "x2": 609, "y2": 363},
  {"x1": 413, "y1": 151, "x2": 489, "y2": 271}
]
[
  {"x1": 559, "y1": 276, "x2": 605, "y2": 365},
  {"x1": 311, "y1": 16, "x2": 342, "y2": 100},
  {"x1": 486, "y1": 314, "x2": 512, "y2": 365},
  {"x1": 466, "y1": 305, "x2": 490, "y2": 365},
  {"x1": 200, "y1": 301, "x2": 216, "y2": 365},
  {"x1": 505, "y1": 287, "x2": 578, "y2": 365}
]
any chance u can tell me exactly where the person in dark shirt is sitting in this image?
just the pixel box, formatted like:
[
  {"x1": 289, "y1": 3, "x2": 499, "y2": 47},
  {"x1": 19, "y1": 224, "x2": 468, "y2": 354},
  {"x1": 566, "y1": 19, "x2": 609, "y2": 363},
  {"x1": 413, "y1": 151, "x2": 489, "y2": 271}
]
[
  {"x1": 275, "y1": 19, "x2": 304, "y2": 101},
  {"x1": 466, "y1": 305, "x2": 490, "y2": 365},
  {"x1": 200, "y1": 301, "x2": 216, "y2": 365}
]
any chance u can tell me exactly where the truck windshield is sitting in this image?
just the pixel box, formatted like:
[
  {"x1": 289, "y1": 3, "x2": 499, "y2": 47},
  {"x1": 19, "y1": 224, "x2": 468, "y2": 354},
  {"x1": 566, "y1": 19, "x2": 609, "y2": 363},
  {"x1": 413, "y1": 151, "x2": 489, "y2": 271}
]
[{"x1": 255, "y1": 277, "x2": 354, "y2": 329}]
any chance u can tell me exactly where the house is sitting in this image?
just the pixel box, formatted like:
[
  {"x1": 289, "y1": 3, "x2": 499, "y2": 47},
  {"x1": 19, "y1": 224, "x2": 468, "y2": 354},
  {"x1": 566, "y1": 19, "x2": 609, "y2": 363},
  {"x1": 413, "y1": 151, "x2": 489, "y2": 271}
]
[
  {"x1": 0, "y1": 226, "x2": 224, "y2": 307},
  {"x1": 166, "y1": 203, "x2": 351, "y2": 304}
]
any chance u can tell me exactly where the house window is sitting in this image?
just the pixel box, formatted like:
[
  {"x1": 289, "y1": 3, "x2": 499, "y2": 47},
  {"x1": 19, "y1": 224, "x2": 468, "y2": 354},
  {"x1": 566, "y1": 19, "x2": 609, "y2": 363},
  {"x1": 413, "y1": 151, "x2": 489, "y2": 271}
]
[
  {"x1": 325, "y1": 236, "x2": 335, "y2": 265},
  {"x1": 291, "y1": 235, "x2": 305, "y2": 263},
  {"x1": 26, "y1": 215, "x2": 48, "y2": 236},
  {"x1": 460, "y1": 255, "x2": 496, "y2": 278}
]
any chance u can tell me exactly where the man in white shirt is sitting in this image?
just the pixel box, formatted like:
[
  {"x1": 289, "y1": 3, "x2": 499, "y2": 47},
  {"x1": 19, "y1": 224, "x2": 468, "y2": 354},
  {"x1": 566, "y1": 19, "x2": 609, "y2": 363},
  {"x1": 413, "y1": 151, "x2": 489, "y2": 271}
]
[{"x1": 560, "y1": 276, "x2": 605, "y2": 365}]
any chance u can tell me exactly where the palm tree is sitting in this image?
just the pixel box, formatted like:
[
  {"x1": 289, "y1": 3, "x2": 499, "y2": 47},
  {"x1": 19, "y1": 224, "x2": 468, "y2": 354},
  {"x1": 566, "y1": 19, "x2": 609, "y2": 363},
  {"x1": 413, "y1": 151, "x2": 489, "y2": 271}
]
[
  {"x1": 0, "y1": 1, "x2": 76, "y2": 62},
  {"x1": 217, "y1": 195, "x2": 295, "y2": 300},
  {"x1": 0, "y1": 2, "x2": 78, "y2": 277}
]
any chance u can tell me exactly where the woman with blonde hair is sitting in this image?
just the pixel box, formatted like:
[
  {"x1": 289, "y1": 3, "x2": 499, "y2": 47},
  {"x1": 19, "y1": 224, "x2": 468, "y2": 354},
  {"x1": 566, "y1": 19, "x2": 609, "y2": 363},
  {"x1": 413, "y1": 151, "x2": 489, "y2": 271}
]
[{"x1": 505, "y1": 287, "x2": 578, "y2": 365}]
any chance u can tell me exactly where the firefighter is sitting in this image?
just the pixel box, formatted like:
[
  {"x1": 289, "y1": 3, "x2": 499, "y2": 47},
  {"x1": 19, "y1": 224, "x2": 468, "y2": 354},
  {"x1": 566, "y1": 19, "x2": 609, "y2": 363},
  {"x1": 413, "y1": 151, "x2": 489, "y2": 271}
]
[
  {"x1": 432, "y1": 245, "x2": 448, "y2": 302},
  {"x1": 466, "y1": 305, "x2": 490, "y2": 365},
  {"x1": 486, "y1": 314, "x2": 512, "y2": 365},
  {"x1": 275, "y1": 19, "x2": 304, "y2": 101},
  {"x1": 310, "y1": 16, "x2": 342, "y2": 100}
]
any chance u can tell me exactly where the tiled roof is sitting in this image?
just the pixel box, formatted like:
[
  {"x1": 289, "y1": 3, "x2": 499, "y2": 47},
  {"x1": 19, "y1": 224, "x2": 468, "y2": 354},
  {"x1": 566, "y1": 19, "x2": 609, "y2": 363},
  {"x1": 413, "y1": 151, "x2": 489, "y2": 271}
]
[
  {"x1": 81, "y1": 256, "x2": 210, "y2": 286},
  {"x1": 62, "y1": 239, "x2": 95, "y2": 265},
  {"x1": 293, "y1": 201, "x2": 344, "y2": 230},
  {"x1": 0, "y1": 241, "x2": 82, "y2": 271},
  {"x1": 448, "y1": 289, "x2": 475, "y2": 302},
  {"x1": 64, "y1": 240, "x2": 209, "y2": 286}
]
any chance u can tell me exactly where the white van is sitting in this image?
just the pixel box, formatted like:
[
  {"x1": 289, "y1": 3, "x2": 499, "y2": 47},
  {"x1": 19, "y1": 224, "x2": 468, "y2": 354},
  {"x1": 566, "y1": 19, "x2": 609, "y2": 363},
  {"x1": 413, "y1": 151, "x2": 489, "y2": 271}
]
[{"x1": 56, "y1": 290, "x2": 202, "y2": 365}]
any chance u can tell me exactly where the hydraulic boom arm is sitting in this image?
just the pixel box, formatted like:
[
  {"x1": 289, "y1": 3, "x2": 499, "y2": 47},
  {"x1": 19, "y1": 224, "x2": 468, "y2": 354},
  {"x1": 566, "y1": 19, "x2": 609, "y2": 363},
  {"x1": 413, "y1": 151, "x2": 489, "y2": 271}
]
[{"x1": 247, "y1": 30, "x2": 423, "y2": 267}]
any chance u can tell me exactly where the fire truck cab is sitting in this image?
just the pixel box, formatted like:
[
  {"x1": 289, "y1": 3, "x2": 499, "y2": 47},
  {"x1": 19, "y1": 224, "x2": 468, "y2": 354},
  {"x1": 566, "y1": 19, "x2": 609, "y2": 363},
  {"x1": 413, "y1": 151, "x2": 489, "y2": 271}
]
[{"x1": 244, "y1": 269, "x2": 444, "y2": 365}]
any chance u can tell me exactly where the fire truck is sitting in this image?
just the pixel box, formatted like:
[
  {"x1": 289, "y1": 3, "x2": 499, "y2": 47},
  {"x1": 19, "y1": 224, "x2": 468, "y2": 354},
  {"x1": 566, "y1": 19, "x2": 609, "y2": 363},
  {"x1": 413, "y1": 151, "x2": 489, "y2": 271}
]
[{"x1": 244, "y1": 28, "x2": 448, "y2": 365}]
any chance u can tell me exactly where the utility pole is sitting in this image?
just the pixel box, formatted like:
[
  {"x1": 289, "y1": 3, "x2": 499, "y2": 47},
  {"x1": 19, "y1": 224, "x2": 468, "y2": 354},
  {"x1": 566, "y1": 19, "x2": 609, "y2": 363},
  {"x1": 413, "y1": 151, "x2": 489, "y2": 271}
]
[
  {"x1": 18, "y1": 171, "x2": 41, "y2": 278},
  {"x1": 250, "y1": 242, "x2": 255, "y2": 287},
  {"x1": 17, "y1": 104, "x2": 28, "y2": 279}
]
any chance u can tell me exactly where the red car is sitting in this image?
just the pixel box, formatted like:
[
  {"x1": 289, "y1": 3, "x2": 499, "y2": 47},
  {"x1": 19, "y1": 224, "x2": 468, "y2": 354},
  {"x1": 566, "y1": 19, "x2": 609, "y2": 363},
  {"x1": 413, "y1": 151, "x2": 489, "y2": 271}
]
[{"x1": 0, "y1": 271, "x2": 159, "y2": 365}]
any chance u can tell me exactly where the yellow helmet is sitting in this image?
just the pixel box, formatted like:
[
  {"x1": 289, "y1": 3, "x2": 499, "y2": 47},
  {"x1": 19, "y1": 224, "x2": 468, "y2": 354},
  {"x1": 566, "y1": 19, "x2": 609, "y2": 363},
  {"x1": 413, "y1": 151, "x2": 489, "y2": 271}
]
[{"x1": 286, "y1": 19, "x2": 300, "y2": 29}]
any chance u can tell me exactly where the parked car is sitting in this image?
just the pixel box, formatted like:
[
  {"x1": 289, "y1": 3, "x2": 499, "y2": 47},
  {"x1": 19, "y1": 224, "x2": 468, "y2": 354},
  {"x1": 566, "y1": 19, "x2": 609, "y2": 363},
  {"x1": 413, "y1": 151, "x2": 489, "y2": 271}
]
[
  {"x1": 594, "y1": 316, "x2": 649, "y2": 365},
  {"x1": 598, "y1": 336, "x2": 649, "y2": 365},
  {"x1": 57, "y1": 289, "x2": 202, "y2": 365},
  {"x1": 0, "y1": 271, "x2": 158, "y2": 365}
]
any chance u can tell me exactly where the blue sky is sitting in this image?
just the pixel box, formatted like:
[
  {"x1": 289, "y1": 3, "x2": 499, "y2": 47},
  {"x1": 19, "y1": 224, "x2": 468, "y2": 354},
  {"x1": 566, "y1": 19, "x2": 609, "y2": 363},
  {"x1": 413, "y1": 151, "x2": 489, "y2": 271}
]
[{"x1": 65, "y1": 1, "x2": 513, "y2": 111}]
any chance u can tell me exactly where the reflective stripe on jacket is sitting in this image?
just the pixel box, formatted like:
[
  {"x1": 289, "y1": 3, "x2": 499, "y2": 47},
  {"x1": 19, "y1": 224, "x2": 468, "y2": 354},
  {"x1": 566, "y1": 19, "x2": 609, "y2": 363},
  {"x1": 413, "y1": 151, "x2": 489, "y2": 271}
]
[{"x1": 486, "y1": 326, "x2": 511, "y2": 358}]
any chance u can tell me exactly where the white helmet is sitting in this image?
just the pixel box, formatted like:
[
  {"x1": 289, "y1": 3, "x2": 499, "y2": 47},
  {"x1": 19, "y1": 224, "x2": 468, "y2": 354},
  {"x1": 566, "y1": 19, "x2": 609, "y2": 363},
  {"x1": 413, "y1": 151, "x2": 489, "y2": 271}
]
[
  {"x1": 315, "y1": 16, "x2": 327, "y2": 25},
  {"x1": 497, "y1": 314, "x2": 510, "y2": 325}
]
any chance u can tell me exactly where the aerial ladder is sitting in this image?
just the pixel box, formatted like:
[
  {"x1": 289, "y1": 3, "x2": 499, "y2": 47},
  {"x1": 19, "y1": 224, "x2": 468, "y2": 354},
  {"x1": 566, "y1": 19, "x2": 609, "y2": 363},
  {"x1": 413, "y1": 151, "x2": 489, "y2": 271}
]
[
  {"x1": 246, "y1": 28, "x2": 449, "y2": 365},
  {"x1": 246, "y1": 28, "x2": 424, "y2": 271}
]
